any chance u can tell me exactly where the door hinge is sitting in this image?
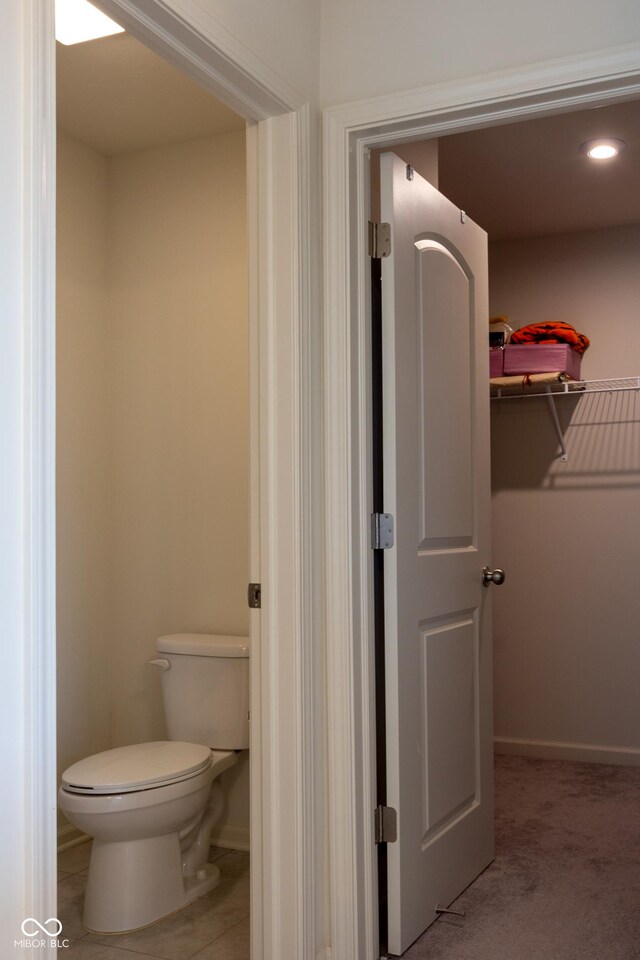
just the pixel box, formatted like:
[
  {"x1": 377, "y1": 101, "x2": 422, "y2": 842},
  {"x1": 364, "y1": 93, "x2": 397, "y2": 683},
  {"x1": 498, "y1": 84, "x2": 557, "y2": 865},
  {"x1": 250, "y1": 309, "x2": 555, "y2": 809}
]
[
  {"x1": 375, "y1": 805, "x2": 397, "y2": 844},
  {"x1": 247, "y1": 583, "x2": 261, "y2": 609},
  {"x1": 368, "y1": 220, "x2": 391, "y2": 259},
  {"x1": 371, "y1": 512, "x2": 394, "y2": 550}
]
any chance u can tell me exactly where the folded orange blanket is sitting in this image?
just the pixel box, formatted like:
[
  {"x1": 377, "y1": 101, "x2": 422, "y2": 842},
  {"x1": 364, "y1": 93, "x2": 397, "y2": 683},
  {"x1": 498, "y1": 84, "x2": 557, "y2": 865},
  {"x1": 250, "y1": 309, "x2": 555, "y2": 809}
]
[{"x1": 510, "y1": 321, "x2": 590, "y2": 354}]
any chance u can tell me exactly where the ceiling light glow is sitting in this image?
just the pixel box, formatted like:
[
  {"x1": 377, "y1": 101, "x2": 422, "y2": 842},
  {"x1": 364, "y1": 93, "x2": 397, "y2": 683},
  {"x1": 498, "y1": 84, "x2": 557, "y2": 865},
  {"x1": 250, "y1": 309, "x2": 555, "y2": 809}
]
[
  {"x1": 580, "y1": 138, "x2": 626, "y2": 161},
  {"x1": 55, "y1": 0, "x2": 125, "y2": 45}
]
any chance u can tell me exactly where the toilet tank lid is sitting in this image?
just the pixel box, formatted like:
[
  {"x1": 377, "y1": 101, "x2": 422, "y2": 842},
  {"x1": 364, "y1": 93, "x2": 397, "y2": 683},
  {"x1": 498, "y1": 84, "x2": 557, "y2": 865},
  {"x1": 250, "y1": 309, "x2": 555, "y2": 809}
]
[{"x1": 157, "y1": 633, "x2": 250, "y2": 658}]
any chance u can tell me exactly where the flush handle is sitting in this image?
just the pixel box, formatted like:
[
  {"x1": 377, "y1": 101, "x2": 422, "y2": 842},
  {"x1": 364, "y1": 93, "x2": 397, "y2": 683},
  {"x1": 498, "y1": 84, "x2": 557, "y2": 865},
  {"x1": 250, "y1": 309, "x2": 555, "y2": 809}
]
[
  {"x1": 482, "y1": 567, "x2": 505, "y2": 587},
  {"x1": 149, "y1": 658, "x2": 171, "y2": 671}
]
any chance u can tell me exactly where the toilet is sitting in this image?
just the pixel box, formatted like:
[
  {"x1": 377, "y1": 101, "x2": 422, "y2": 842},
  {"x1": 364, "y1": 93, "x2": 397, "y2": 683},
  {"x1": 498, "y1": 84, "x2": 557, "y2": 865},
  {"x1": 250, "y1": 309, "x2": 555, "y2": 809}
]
[{"x1": 58, "y1": 633, "x2": 249, "y2": 934}]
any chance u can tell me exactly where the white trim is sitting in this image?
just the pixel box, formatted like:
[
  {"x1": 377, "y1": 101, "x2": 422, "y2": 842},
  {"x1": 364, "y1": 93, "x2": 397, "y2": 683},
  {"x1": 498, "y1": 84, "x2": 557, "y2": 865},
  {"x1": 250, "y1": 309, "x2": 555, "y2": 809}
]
[
  {"x1": 57, "y1": 826, "x2": 91, "y2": 854},
  {"x1": 495, "y1": 737, "x2": 640, "y2": 767},
  {"x1": 91, "y1": 0, "x2": 305, "y2": 117},
  {"x1": 248, "y1": 109, "x2": 322, "y2": 958},
  {"x1": 210, "y1": 825, "x2": 251, "y2": 852},
  {"x1": 296, "y1": 101, "x2": 326, "y2": 960},
  {"x1": 24, "y1": 1, "x2": 58, "y2": 947},
  {"x1": 323, "y1": 42, "x2": 640, "y2": 960},
  {"x1": 57, "y1": 820, "x2": 255, "y2": 854},
  {"x1": 246, "y1": 118, "x2": 265, "y2": 960},
  {"x1": 254, "y1": 107, "x2": 319, "y2": 960},
  {"x1": 325, "y1": 40, "x2": 640, "y2": 131},
  {"x1": 323, "y1": 108, "x2": 378, "y2": 960},
  {"x1": 25, "y1": 5, "x2": 317, "y2": 960}
]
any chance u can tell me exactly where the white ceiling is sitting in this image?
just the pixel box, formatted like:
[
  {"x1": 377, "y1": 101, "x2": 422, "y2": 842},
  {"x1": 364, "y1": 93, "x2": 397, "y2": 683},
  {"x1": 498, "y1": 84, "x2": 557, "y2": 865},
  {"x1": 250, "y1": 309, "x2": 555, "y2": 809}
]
[
  {"x1": 438, "y1": 99, "x2": 640, "y2": 240},
  {"x1": 56, "y1": 32, "x2": 245, "y2": 157}
]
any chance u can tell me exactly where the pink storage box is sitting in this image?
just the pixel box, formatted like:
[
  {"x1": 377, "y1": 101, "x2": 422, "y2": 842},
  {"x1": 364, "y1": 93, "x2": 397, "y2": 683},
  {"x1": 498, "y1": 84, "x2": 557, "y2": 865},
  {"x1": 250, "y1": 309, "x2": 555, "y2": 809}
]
[
  {"x1": 489, "y1": 347, "x2": 504, "y2": 377},
  {"x1": 503, "y1": 344, "x2": 582, "y2": 380}
]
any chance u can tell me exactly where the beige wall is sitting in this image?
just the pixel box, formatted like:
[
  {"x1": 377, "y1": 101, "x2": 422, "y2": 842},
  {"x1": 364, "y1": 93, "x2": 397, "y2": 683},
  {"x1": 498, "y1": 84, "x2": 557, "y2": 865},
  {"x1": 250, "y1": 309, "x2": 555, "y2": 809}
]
[
  {"x1": 107, "y1": 131, "x2": 249, "y2": 747},
  {"x1": 56, "y1": 132, "x2": 113, "y2": 822},
  {"x1": 319, "y1": 0, "x2": 640, "y2": 105},
  {"x1": 180, "y1": 0, "x2": 321, "y2": 101},
  {"x1": 108, "y1": 131, "x2": 250, "y2": 837},
  {"x1": 57, "y1": 129, "x2": 250, "y2": 836},
  {"x1": 490, "y1": 224, "x2": 640, "y2": 760}
]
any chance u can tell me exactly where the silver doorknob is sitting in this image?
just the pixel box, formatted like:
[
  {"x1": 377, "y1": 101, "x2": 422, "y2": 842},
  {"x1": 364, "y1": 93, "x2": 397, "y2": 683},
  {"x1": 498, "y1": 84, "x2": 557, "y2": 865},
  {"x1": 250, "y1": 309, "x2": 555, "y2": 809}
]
[{"x1": 482, "y1": 566, "x2": 505, "y2": 587}]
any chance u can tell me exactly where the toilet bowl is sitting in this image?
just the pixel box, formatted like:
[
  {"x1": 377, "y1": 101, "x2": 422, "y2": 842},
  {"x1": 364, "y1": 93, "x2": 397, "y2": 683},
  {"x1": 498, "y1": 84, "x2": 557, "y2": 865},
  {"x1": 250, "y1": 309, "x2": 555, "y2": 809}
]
[
  {"x1": 58, "y1": 633, "x2": 250, "y2": 934},
  {"x1": 59, "y1": 741, "x2": 238, "y2": 933}
]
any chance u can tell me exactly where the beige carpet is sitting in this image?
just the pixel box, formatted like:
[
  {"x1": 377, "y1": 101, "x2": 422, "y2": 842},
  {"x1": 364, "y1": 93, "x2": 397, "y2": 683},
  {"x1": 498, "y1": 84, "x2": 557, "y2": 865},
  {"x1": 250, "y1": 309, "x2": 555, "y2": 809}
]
[{"x1": 401, "y1": 755, "x2": 640, "y2": 959}]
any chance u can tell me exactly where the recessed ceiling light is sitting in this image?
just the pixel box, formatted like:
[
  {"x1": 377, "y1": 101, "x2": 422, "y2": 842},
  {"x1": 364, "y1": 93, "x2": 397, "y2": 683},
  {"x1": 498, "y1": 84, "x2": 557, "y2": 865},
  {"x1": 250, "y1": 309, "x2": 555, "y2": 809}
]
[
  {"x1": 580, "y1": 138, "x2": 626, "y2": 161},
  {"x1": 55, "y1": 0, "x2": 125, "y2": 45}
]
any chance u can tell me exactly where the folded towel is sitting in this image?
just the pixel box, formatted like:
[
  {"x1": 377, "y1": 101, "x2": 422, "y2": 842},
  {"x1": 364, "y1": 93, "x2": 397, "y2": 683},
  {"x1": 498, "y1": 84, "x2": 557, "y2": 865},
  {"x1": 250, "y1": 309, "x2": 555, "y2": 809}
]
[{"x1": 510, "y1": 321, "x2": 589, "y2": 354}]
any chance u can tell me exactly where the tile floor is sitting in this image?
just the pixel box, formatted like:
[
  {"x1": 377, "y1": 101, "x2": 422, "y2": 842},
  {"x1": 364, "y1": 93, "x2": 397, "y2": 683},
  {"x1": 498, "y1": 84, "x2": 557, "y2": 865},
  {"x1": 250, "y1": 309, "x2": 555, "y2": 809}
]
[{"x1": 57, "y1": 843, "x2": 250, "y2": 960}]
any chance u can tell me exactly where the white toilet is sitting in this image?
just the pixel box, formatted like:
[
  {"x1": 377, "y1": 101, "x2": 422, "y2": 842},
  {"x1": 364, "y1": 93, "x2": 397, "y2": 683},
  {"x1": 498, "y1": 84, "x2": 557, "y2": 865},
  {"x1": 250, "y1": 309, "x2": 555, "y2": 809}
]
[{"x1": 58, "y1": 633, "x2": 249, "y2": 934}]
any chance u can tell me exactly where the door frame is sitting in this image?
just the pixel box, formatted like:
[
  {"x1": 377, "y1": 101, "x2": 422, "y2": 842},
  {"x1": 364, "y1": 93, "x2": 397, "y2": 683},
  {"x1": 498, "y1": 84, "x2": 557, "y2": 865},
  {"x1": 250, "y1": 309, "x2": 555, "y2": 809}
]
[
  {"x1": 323, "y1": 43, "x2": 640, "y2": 960},
  {"x1": 23, "y1": 2, "x2": 321, "y2": 958}
]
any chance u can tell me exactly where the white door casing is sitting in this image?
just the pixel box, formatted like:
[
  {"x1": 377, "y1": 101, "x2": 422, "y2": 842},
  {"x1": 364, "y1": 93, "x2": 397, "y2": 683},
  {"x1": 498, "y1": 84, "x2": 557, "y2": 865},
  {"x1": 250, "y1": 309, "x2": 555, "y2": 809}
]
[{"x1": 380, "y1": 152, "x2": 494, "y2": 955}]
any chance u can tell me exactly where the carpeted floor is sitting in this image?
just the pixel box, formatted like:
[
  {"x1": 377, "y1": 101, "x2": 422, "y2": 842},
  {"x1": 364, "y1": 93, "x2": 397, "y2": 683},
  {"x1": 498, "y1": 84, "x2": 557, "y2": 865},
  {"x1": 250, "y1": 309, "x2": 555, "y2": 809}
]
[{"x1": 401, "y1": 754, "x2": 640, "y2": 959}]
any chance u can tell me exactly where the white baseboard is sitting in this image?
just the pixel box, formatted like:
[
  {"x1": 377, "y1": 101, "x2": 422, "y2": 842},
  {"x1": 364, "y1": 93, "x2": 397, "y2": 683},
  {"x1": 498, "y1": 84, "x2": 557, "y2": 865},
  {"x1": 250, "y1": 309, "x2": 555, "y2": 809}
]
[
  {"x1": 210, "y1": 823, "x2": 250, "y2": 852},
  {"x1": 58, "y1": 822, "x2": 250, "y2": 854},
  {"x1": 57, "y1": 823, "x2": 92, "y2": 853},
  {"x1": 495, "y1": 736, "x2": 640, "y2": 767}
]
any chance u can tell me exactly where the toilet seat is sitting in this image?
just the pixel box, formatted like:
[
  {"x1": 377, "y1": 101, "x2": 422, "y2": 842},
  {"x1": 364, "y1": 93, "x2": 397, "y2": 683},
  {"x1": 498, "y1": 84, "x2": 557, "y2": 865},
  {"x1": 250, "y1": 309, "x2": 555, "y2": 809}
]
[{"x1": 62, "y1": 741, "x2": 212, "y2": 795}]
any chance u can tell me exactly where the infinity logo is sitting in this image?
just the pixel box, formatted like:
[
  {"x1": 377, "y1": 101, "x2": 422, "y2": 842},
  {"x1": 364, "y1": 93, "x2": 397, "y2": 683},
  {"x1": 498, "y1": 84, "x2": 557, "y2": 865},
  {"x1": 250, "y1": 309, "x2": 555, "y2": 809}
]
[{"x1": 21, "y1": 917, "x2": 63, "y2": 937}]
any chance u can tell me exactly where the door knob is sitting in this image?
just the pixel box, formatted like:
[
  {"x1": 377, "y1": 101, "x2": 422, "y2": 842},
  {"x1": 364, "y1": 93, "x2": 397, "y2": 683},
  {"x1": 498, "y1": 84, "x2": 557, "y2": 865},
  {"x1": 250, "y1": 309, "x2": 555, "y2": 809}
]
[{"x1": 482, "y1": 566, "x2": 505, "y2": 587}]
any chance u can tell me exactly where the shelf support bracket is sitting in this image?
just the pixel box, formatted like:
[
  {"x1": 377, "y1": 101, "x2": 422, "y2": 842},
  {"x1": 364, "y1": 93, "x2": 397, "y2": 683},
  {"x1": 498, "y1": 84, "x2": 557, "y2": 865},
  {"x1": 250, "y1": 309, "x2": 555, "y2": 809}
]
[{"x1": 545, "y1": 386, "x2": 568, "y2": 462}]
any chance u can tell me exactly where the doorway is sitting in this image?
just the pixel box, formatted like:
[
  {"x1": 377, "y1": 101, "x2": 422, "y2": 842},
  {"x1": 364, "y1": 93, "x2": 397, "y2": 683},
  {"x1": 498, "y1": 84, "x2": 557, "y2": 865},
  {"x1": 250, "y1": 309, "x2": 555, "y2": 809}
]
[
  {"x1": 372, "y1": 100, "x2": 640, "y2": 762},
  {"x1": 438, "y1": 101, "x2": 640, "y2": 770},
  {"x1": 55, "y1": 25, "x2": 251, "y2": 953},
  {"x1": 323, "y1": 54, "x2": 640, "y2": 960},
  {"x1": 23, "y1": 2, "x2": 319, "y2": 957},
  {"x1": 370, "y1": 97, "x2": 640, "y2": 957}
]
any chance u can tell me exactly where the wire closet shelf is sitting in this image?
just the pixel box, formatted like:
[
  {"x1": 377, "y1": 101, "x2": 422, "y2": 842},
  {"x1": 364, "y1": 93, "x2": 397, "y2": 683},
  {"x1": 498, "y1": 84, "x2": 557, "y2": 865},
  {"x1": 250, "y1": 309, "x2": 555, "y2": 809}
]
[
  {"x1": 491, "y1": 377, "x2": 640, "y2": 400},
  {"x1": 490, "y1": 376, "x2": 640, "y2": 400},
  {"x1": 490, "y1": 376, "x2": 640, "y2": 463}
]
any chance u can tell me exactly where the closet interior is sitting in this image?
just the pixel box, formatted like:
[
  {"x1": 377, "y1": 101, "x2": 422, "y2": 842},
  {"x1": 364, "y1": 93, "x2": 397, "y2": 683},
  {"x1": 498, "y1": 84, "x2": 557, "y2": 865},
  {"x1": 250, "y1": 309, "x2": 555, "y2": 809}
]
[
  {"x1": 380, "y1": 96, "x2": 640, "y2": 768},
  {"x1": 444, "y1": 102, "x2": 640, "y2": 765}
]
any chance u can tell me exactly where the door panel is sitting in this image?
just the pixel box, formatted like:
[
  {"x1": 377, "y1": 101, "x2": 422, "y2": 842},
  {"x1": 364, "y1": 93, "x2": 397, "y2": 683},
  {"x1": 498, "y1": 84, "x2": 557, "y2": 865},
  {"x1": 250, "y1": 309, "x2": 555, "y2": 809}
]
[
  {"x1": 417, "y1": 241, "x2": 474, "y2": 546},
  {"x1": 380, "y1": 152, "x2": 494, "y2": 956},
  {"x1": 420, "y1": 612, "x2": 478, "y2": 842}
]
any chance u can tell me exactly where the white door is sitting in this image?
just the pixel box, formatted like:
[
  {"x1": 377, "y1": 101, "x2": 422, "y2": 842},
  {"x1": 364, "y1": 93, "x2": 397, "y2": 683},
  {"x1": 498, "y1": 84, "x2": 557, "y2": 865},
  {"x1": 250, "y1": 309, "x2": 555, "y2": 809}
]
[{"x1": 380, "y1": 152, "x2": 495, "y2": 956}]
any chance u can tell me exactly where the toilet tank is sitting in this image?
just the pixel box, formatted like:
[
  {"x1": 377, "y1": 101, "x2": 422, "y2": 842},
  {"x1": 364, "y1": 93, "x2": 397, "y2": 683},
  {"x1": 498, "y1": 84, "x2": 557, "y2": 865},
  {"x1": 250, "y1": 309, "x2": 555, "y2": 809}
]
[{"x1": 156, "y1": 634, "x2": 249, "y2": 750}]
